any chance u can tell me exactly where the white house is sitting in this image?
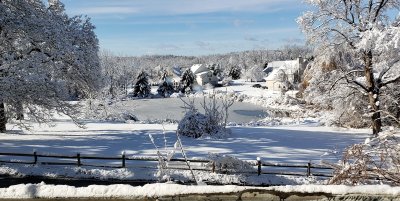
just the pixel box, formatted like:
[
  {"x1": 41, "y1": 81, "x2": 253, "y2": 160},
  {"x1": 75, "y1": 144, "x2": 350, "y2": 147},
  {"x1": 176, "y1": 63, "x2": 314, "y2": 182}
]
[
  {"x1": 167, "y1": 66, "x2": 182, "y2": 90},
  {"x1": 190, "y1": 64, "x2": 218, "y2": 86},
  {"x1": 263, "y1": 57, "x2": 308, "y2": 91}
]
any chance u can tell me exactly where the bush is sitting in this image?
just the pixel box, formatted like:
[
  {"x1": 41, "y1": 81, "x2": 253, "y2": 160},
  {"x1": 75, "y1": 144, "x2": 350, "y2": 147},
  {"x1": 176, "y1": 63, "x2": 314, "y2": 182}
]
[
  {"x1": 84, "y1": 100, "x2": 138, "y2": 122},
  {"x1": 252, "y1": 84, "x2": 262, "y2": 88},
  {"x1": 177, "y1": 110, "x2": 207, "y2": 138},
  {"x1": 330, "y1": 130, "x2": 400, "y2": 185},
  {"x1": 177, "y1": 95, "x2": 232, "y2": 138}
]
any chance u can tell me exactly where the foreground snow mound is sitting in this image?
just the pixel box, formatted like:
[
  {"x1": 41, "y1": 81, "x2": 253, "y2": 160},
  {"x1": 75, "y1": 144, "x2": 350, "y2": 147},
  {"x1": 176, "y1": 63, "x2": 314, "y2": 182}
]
[
  {"x1": 208, "y1": 153, "x2": 254, "y2": 173},
  {"x1": 2, "y1": 183, "x2": 400, "y2": 199}
]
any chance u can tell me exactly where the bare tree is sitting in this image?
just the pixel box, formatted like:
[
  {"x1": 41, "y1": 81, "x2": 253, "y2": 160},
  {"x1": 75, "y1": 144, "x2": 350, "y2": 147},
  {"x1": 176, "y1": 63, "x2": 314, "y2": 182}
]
[{"x1": 298, "y1": 0, "x2": 400, "y2": 136}]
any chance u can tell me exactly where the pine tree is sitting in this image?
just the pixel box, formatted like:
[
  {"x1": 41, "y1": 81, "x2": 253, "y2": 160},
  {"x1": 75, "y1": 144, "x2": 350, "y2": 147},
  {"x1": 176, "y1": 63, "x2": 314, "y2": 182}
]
[
  {"x1": 157, "y1": 71, "x2": 175, "y2": 97},
  {"x1": 133, "y1": 71, "x2": 151, "y2": 98},
  {"x1": 229, "y1": 66, "x2": 241, "y2": 80},
  {"x1": 180, "y1": 68, "x2": 195, "y2": 93}
]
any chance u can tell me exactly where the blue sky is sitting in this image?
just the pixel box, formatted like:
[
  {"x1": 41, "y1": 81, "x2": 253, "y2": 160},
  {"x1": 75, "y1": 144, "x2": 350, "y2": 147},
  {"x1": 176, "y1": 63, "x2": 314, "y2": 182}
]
[{"x1": 63, "y1": 0, "x2": 308, "y2": 56}]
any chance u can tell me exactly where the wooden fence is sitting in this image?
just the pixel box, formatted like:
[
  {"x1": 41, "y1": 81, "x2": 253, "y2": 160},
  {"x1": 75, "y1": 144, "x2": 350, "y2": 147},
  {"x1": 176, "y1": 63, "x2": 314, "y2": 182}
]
[{"x1": 0, "y1": 151, "x2": 333, "y2": 178}]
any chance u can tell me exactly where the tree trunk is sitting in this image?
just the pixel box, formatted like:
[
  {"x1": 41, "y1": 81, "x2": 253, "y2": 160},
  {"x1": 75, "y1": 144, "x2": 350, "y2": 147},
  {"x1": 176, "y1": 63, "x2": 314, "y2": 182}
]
[
  {"x1": 0, "y1": 102, "x2": 6, "y2": 133},
  {"x1": 364, "y1": 51, "x2": 382, "y2": 136},
  {"x1": 16, "y1": 101, "x2": 24, "y2": 120}
]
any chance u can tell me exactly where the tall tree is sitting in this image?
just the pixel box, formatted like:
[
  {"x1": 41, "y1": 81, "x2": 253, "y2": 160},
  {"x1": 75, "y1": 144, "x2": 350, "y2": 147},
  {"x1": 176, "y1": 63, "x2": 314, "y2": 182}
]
[
  {"x1": 0, "y1": 0, "x2": 100, "y2": 132},
  {"x1": 298, "y1": 0, "x2": 400, "y2": 136}
]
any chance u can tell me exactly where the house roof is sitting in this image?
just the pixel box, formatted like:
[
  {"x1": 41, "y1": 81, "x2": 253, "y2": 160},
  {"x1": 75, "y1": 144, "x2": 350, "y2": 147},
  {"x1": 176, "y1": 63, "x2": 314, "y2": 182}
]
[
  {"x1": 265, "y1": 68, "x2": 285, "y2": 81},
  {"x1": 264, "y1": 59, "x2": 302, "y2": 80},
  {"x1": 196, "y1": 71, "x2": 209, "y2": 76},
  {"x1": 265, "y1": 59, "x2": 300, "y2": 72},
  {"x1": 172, "y1": 66, "x2": 182, "y2": 76},
  {"x1": 190, "y1": 64, "x2": 206, "y2": 74}
]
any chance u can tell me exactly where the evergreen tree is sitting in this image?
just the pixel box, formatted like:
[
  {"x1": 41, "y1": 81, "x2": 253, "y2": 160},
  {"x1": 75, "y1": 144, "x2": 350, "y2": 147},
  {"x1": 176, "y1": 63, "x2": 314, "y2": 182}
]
[
  {"x1": 180, "y1": 68, "x2": 195, "y2": 93},
  {"x1": 133, "y1": 71, "x2": 151, "y2": 98},
  {"x1": 157, "y1": 71, "x2": 175, "y2": 97},
  {"x1": 229, "y1": 66, "x2": 241, "y2": 80}
]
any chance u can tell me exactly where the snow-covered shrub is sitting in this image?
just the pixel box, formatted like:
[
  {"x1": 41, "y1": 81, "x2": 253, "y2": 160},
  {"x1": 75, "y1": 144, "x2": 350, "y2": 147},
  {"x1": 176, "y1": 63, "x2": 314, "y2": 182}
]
[
  {"x1": 208, "y1": 153, "x2": 254, "y2": 173},
  {"x1": 170, "y1": 92, "x2": 183, "y2": 98},
  {"x1": 221, "y1": 77, "x2": 233, "y2": 86},
  {"x1": 330, "y1": 130, "x2": 400, "y2": 185},
  {"x1": 177, "y1": 109, "x2": 208, "y2": 138},
  {"x1": 177, "y1": 96, "x2": 231, "y2": 138},
  {"x1": 83, "y1": 100, "x2": 138, "y2": 122},
  {"x1": 203, "y1": 83, "x2": 214, "y2": 90}
]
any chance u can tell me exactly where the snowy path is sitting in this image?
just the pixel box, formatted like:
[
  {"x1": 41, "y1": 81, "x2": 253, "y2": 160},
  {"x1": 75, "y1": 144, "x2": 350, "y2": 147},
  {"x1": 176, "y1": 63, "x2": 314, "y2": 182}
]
[{"x1": 1, "y1": 121, "x2": 368, "y2": 164}]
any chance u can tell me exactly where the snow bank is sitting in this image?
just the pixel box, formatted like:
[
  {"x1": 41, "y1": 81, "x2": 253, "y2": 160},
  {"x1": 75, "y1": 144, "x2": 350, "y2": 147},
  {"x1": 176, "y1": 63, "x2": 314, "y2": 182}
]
[
  {"x1": 0, "y1": 182, "x2": 244, "y2": 199},
  {"x1": 270, "y1": 185, "x2": 400, "y2": 196},
  {"x1": 1, "y1": 183, "x2": 400, "y2": 199}
]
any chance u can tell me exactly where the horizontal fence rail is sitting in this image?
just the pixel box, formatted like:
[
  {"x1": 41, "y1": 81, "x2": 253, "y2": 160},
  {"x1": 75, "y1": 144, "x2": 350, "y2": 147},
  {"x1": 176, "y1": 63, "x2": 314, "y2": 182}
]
[{"x1": 0, "y1": 151, "x2": 334, "y2": 178}]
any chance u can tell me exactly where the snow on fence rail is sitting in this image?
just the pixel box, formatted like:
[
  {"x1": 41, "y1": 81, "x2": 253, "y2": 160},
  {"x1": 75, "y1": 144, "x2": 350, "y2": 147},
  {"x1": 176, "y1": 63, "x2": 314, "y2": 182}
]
[{"x1": 0, "y1": 151, "x2": 334, "y2": 177}]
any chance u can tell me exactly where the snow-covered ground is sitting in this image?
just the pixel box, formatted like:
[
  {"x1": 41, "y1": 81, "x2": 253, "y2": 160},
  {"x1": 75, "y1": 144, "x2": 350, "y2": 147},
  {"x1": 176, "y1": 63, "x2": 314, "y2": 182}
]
[
  {"x1": 0, "y1": 80, "x2": 379, "y2": 195},
  {"x1": 1, "y1": 182, "x2": 400, "y2": 199},
  {"x1": 1, "y1": 121, "x2": 368, "y2": 163}
]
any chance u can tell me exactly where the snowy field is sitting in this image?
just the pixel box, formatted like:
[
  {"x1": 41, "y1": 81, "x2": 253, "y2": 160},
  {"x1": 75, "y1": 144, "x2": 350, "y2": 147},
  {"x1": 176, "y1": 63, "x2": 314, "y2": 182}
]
[
  {"x1": 0, "y1": 80, "x2": 372, "y2": 187},
  {"x1": 0, "y1": 80, "x2": 370, "y2": 180},
  {"x1": 0, "y1": 79, "x2": 388, "y2": 198},
  {"x1": 1, "y1": 120, "x2": 368, "y2": 164}
]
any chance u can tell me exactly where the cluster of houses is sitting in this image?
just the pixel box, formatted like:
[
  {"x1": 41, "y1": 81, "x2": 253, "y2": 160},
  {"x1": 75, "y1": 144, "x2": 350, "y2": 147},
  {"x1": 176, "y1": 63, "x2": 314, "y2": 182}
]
[{"x1": 160, "y1": 57, "x2": 308, "y2": 92}]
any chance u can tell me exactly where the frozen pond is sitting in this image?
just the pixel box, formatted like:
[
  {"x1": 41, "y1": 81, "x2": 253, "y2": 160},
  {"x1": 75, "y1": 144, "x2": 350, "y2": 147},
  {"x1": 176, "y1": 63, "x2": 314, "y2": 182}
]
[{"x1": 116, "y1": 97, "x2": 268, "y2": 123}]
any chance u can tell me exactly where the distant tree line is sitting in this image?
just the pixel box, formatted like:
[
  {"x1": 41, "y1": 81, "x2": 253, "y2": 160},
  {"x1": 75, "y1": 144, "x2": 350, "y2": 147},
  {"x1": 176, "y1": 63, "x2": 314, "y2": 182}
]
[{"x1": 98, "y1": 45, "x2": 312, "y2": 99}]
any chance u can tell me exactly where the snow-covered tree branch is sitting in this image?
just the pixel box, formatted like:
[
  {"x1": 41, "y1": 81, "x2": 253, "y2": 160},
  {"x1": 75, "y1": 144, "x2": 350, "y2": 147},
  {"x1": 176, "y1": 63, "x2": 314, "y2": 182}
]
[
  {"x1": 0, "y1": 0, "x2": 101, "y2": 132},
  {"x1": 299, "y1": 0, "x2": 400, "y2": 135}
]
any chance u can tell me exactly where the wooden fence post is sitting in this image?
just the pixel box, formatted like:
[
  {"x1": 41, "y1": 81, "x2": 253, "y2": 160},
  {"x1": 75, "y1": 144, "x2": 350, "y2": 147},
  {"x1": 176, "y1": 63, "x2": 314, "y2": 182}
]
[
  {"x1": 122, "y1": 152, "x2": 126, "y2": 168},
  {"x1": 33, "y1": 151, "x2": 37, "y2": 165},
  {"x1": 212, "y1": 161, "x2": 215, "y2": 173},
  {"x1": 307, "y1": 162, "x2": 311, "y2": 176},
  {"x1": 257, "y1": 157, "x2": 262, "y2": 176},
  {"x1": 77, "y1": 153, "x2": 81, "y2": 167}
]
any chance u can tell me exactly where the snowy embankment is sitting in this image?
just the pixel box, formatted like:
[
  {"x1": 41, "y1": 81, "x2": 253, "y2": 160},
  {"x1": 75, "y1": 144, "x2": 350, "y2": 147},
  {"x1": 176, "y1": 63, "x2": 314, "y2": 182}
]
[{"x1": 1, "y1": 182, "x2": 400, "y2": 199}]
